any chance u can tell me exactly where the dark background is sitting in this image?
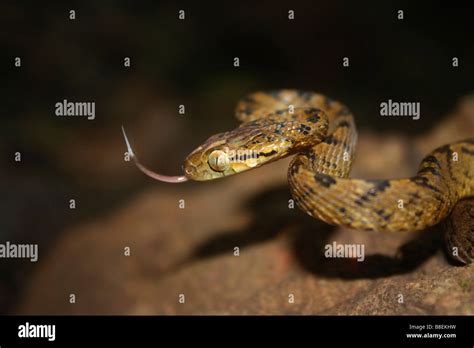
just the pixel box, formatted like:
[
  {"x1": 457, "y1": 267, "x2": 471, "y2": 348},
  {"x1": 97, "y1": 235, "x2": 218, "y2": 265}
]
[{"x1": 0, "y1": 0, "x2": 473, "y2": 313}]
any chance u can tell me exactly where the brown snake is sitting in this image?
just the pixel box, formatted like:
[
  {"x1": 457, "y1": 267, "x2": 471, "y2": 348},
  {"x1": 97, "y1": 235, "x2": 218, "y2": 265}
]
[{"x1": 122, "y1": 90, "x2": 474, "y2": 264}]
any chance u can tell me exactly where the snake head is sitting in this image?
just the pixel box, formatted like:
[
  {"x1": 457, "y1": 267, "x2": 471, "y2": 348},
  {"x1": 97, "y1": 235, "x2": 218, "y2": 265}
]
[
  {"x1": 183, "y1": 146, "x2": 234, "y2": 181},
  {"x1": 183, "y1": 108, "x2": 328, "y2": 181},
  {"x1": 183, "y1": 129, "x2": 260, "y2": 180},
  {"x1": 182, "y1": 122, "x2": 275, "y2": 180}
]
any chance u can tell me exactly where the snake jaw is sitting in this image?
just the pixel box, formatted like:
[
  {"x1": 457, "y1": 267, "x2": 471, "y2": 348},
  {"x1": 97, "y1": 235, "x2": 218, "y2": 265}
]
[{"x1": 121, "y1": 126, "x2": 188, "y2": 183}]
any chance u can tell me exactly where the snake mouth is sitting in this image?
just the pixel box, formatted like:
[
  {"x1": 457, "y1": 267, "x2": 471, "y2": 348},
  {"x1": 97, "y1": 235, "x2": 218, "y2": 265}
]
[{"x1": 121, "y1": 126, "x2": 188, "y2": 184}]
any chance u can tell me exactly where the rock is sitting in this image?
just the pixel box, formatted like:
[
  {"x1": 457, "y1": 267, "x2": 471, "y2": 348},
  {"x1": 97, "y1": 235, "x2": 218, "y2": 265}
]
[{"x1": 14, "y1": 99, "x2": 474, "y2": 315}]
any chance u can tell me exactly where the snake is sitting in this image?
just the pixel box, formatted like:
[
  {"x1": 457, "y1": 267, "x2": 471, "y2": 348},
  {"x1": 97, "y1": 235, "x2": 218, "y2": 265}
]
[{"x1": 121, "y1": 89, "x2": 474, "y2": 264}]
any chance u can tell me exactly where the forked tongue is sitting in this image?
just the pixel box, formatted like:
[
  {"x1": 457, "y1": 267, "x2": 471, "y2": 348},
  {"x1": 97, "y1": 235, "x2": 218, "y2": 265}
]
[{"x1": 121, "y1": 126, "x2": 188, "y2": 183}]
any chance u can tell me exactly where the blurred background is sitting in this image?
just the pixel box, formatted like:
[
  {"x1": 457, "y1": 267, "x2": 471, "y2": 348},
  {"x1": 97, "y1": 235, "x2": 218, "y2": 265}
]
[{"x1": 1, "y1": 1, "x2": 473, "y2": 314}]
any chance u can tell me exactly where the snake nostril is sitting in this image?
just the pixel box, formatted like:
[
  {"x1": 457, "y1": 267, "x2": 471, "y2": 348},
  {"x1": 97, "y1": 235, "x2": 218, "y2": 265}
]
[{"x1": 183, "y1": 160, "x2": 197, "y2": 177}]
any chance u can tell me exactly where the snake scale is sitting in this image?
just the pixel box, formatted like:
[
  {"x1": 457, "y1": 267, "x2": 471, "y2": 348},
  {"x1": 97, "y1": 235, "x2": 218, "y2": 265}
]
[{"x1": 122, "y1": 89, "x2": 474, "y2": 264}]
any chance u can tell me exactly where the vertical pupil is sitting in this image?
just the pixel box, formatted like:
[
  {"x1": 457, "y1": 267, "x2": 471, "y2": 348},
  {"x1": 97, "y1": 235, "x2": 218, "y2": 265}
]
[{"x1": 209, "y1": 151, "x2": 228, "y2": 171}]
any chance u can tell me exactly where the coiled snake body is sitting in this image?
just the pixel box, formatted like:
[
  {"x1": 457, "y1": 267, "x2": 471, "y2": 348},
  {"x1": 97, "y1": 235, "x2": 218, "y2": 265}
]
[{"x1": 122, "y1": 90, "x2": 474, "y2": 264}]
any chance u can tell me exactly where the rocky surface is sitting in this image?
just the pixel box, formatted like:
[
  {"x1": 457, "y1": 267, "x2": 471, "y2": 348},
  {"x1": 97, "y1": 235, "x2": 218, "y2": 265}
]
[{"x1": 14, "y1": 96, "x2": 474, "y2": 315}]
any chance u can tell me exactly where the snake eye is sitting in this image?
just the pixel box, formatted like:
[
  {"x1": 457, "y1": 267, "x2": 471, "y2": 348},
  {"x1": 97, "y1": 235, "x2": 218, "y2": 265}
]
[{"x1": 208, "y1": 150, "x2": 229, "y2": 172}]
